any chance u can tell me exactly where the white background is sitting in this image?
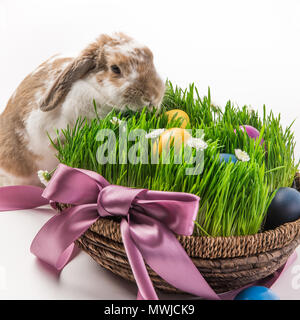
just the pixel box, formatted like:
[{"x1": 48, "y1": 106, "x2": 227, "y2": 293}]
[{"x1": 0, "y1": 0, "x2": 300, "y2": 300}]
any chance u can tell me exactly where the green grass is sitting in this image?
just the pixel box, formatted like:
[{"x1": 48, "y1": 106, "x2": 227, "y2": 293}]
[{"x1": 49, "y1": 81, "x2": 299, "y2": 237}]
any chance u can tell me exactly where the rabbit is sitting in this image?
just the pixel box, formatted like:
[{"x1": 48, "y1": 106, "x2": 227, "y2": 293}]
[{"x1": 0, "y1": 32, "x2": 165, "y2": 186}]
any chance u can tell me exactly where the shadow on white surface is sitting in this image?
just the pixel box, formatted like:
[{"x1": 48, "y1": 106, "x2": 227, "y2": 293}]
[{"x1": 34, "y1": 259, "x2": 61, "y2": 281}]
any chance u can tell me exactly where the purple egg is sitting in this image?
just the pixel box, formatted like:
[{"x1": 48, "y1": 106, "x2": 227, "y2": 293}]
[{"x1": 235, "y1": 125, "x2": 264, "y2": 146}]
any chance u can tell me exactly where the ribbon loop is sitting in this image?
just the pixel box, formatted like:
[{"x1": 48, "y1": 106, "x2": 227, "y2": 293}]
[
  {"x1": 132, "y1": 190, "x2": 200, "y2": 236},
  {"x1": 30, "y1": 203, "x2": 99, "y2": 270}
]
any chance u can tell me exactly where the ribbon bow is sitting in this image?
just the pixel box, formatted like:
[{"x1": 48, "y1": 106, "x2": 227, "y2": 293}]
[{"x1": 5, "y1": 164, "x2": 218, "y2": 300}]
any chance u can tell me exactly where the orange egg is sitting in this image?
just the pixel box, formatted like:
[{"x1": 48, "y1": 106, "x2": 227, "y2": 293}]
[
  {"x1": 153, "y1": 128, "x2": 191, "y2": 156},
  {"x1": 165, "y1": 109, "x2": 190, "y2": 129}
]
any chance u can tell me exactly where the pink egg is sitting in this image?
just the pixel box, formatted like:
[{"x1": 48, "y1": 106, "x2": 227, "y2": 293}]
[{"x1": 234, "y1": 125, "x2": 264, "y2": 146}]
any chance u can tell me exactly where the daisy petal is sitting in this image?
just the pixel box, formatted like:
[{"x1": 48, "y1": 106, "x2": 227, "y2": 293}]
[
  {"x1": 234, "y1": 149, "x2": 250, "y2": 162},
  {"x1": 145, "y1": 129, "x2": 165, "y2": 139},
  {"x1": 187, "y1": 137, "x2": 208, "y2": 151}
]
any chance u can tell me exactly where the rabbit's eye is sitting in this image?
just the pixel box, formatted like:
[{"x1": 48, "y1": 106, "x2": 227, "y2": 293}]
[{"x1": 111, "y1": 65, "x2": 121, "y2": 75}]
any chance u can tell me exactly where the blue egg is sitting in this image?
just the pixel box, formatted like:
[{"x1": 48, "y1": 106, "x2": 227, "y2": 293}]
[
  {"x1": 234, "y1": 286, "x2": 280, "y2": 300},
  {"x1": 219, "y1": 153, "x2": 237, "y2": 164}
]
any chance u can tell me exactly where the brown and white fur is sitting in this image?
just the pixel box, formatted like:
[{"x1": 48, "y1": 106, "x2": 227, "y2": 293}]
[{"x1": 0, "y1": 33, "x2": 165, "y2": 186}]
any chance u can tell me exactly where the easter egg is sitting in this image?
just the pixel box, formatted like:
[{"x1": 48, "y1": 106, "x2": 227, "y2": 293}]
[
  {"x1": 234, "y1": 286, "x2": 279, "y2": 300},
  {"x1": 235, "y1": 125, "x2": 264, "y2": 146},
  {"x1": 153, "y1": 128, "x2": 191, "y2": 155},
  {"x1": 264, "y1": 187, "x2": 300, "y2": 230},
  {"x1": 218, "y1": 153, "x2": 237, "y2": 164},
  {"x1": 165, "y1": 109, "x2": 190, "y2": 129}
]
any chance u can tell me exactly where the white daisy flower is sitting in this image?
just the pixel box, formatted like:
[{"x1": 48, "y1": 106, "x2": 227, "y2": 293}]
[
  {"x1": 110, "y1": 117, "x2": 123, "y2": 125},
  {"x1": 187, "y1": 137, "x2": 208, "y2": 151},
  {"x1": 246, "y1": 106, "x2": 255, "y2": 114},
  {"x1": 234, "y1": 149, "x2": 250, "y2": 162},
  {"x1": 145, "y1": 129, "x2": 165, "y2": 139},
  {"x1": 37, "y1": 170, "x2": 51, "y2": 186}
]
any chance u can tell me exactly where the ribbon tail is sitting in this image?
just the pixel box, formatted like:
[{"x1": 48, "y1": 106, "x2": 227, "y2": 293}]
[
  {"x1": 128, "y1": 213, "x2": 220, "y2": 300},
  {"x1": 0, "y1": 185, "x2": 48, "y2": 211},
  {"x1": 137, "y1": 290, "x2": 146, "y2": 300},
  {"x1": 120, "y1": 219, "x2": 158, "y2": 300},
  {"x1": 30, "y1": 203, "x2": 99, "y2": 270}
]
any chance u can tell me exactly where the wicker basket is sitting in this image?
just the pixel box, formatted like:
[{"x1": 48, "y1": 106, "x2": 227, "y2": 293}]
[{"x1": 75, "y1": 173, "x2": 300, "y2": 294}]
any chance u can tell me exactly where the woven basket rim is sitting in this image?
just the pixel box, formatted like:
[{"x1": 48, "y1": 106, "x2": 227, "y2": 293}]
[
  {"x1": 180, "y1": 217, "x2": 300, "y2": 241},
  {"x1": 93, "y1": 214, "x2": 300, "y2": 241}
]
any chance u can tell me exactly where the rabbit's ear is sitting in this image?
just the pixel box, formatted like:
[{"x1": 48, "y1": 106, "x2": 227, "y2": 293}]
[{"x1": 40, "y1": 50, "x2": 97, "y2": 112}]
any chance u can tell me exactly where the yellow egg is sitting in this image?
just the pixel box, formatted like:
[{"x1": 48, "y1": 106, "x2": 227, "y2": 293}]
[
  {"x1": 153, "y1": 128, "x2": 191, "y2": 156},
  {"x1": 165, "y1": 109, "x2": 190, "y2": 129}
]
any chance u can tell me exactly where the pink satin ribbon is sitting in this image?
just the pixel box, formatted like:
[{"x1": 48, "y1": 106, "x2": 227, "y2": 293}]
[{"x1": 0, "y1": 164, "x2": 297, "y2": 300}]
